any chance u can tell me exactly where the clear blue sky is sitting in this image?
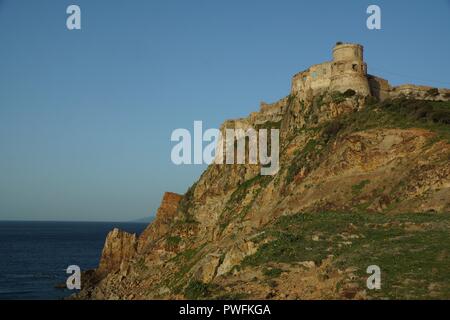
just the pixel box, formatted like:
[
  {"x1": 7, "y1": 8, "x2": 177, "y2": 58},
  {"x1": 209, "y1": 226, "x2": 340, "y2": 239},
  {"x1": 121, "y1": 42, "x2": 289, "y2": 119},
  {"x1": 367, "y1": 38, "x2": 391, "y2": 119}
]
[{"x1": 0, "y1": 0, "x2": 449, "y2": 221}]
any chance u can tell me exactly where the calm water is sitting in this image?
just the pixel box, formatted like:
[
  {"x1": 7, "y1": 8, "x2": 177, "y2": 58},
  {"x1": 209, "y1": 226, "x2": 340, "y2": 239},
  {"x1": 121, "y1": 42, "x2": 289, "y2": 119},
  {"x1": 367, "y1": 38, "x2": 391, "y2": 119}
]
[{"x1": 0, "y1": 221, "x2": 147, "y2": 300}]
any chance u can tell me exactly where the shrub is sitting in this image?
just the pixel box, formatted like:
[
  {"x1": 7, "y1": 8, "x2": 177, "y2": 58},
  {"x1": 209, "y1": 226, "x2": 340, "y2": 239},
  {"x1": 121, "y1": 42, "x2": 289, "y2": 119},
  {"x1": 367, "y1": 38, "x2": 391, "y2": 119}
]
[
  {"x1": 313, "y1": 94, "x2": 325, "y2": 108},
  {"x1": 429, "y1": 110, "x2": 450, "y2": 125},
  {"x1": 426, "y1": 88, "x2": 439, "y2": 97},
  {"x1": 262, "y1": 268, "x2": 283, "y2": 278},
  {"x1": 352, "y1": 180, "x2": 370, "y2": 195},
  {"x1": 323, "y1": 120, "x2": 343, "y2": 139},
  {"x1": 365, "y1": 95, "x2": 378, "y2": 106},
  {"x1": 413, "y1": 104, "x2": 433, "y2": 120},
  {"x1": 184, "y1": 280, "x2": 210, "y2": 299},
  {"x1": 331, "y1": 91, "x2": 346, "y2": 103},
  {"x1": 166, "y1": 235, "x2": 181, "y2": 247},
  {"x1": 343, "y1": 89, "x2": 356, "y2": 97}
]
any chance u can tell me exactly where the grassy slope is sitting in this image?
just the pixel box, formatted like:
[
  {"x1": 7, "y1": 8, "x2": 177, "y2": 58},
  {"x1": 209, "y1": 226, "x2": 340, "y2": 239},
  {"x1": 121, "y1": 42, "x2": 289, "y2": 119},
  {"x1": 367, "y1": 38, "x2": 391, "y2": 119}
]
[
  {"x1": 179, "y1": 98, "x2": 450, "y2": 299},
  {"x1": 242, "y1": 212, "x2": 450, "y2": 299},
  {"x1": 240, "y1": 98, "x2": 450, "y2": 299}
]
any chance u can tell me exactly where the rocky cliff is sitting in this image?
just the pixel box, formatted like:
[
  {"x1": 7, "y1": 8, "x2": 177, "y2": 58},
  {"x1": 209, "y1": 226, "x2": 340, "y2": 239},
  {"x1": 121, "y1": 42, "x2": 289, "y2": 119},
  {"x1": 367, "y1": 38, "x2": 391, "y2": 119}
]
[{"x1": 75, "y1": 84, "x2": 450, "y2": 300}]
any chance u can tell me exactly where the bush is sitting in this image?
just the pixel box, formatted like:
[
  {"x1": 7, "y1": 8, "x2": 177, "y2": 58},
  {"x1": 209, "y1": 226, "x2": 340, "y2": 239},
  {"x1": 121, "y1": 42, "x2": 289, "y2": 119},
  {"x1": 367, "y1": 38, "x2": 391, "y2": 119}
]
[
  {"x1": 313, "y1": 94, "x2": 325, "y2": 107},
  {"x1": 323, "y1": 120, "x2": 343, "y2": 139},
  {"x1": 343, "y1": 89, "x2": 356, "y2": 97},
  {"x1": 352, "y1": 180, "x2": 370, "y2": 195},
  {"x1": 426, "y1": 88, "x2": 439, "y2": 97},
  {"x1": 365, "y1": 95, "x2": 379, "y2": 106},
  {"x1": 429, "y1": 110, "x2": 450, "y2": 124},
  {"x1": 413, "y1": 104, "x2": 433, "y2": 120},
  {"x1": 166, "y1": 236, "x2": 181, "y2": 247},
  {"x1": 331, "y1": 91, "x2": 346, "y2": 103},
  {"x1": 184, "y1": 280, "x2": 210, "y2": 299},
  {"x1": 262, "y1": 268, "x2": 283, "y2": 278}
]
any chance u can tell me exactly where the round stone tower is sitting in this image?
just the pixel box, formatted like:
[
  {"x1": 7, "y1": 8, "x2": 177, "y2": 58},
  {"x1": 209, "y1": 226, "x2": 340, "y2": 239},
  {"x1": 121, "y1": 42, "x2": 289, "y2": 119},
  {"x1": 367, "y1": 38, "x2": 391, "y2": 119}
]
[{"x1": 330, "y1": 43, "x2": 370, "y2": 95}]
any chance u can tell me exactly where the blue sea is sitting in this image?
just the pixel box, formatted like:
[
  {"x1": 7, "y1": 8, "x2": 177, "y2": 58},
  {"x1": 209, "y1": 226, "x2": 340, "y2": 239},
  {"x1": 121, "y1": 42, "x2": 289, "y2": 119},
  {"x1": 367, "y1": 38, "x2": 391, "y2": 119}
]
[{"x1": 0, "y1": 221, "x2": 147, "y2": 300}]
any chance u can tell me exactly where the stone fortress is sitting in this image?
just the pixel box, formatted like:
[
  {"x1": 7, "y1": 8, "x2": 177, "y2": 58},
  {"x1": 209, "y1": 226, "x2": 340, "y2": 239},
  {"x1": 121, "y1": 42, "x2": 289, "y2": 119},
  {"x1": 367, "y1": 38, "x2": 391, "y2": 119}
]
[{"x1": 290, "y1": 42, "x2": 450, "y2": 102}]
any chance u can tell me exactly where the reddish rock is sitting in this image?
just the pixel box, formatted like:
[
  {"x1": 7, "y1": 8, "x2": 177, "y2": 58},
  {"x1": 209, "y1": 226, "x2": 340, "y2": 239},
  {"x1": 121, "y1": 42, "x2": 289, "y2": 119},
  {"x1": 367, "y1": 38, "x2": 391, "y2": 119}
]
[
  {"x1": 97, "y1": 228, "x2": 137, "y2": 277},
  {"x1": 138, "y1": 192, "x2": 183, "y2": 252}
]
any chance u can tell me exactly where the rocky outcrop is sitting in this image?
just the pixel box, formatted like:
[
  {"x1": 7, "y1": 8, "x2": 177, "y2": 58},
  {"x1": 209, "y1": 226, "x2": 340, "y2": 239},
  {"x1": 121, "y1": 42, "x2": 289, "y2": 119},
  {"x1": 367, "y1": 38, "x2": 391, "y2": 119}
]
[
  {"x1": 97, "y1": 228, "x2": 137, "y2": 277},
  {"x1": 76, "y1": 45, "x2": 450, "y2": 299},
  {"x1": 216, "y1": 240, "x2": 257, "y2": 276},
  {"x1": 138, "y1": 192, "x2": 182, "y2": 253}
]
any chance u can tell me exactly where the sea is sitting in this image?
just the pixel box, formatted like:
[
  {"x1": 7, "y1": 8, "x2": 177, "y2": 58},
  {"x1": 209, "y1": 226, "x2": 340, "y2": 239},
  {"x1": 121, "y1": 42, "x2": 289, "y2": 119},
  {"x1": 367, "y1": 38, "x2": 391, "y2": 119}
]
[{"x1": 0, "y1": 221, "x2": 148, "y2": 300}]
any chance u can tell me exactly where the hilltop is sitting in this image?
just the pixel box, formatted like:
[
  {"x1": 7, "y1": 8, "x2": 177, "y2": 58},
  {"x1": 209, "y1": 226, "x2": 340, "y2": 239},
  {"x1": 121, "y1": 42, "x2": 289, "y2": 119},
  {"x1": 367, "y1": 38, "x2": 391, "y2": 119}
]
[{"x1": 75, "y1": 43, "x2": 450, "y2": 300}]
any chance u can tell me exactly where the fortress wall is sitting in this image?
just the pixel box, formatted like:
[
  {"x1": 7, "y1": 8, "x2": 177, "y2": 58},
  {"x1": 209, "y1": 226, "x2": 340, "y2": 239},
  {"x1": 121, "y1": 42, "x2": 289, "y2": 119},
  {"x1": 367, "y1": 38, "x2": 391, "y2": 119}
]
[
  {"x1": 260, "y1": 98, "x2": 286, "y2": 115},
  {"x1": 329, "y1": 61, "x2": 370, "y2": 95},
  {"x1": 368, "y1": 75, "x2": 391, "y2": 101},
  {"x1": 330, "y1": 73, "x2": 371, "y2": 95},
  {"x1": 390, "y1": 85, "x2": 450, "y2": 101},
  {"x1": 391, "y1": 85, "x2": 434, "y2": 100},
  {"x1": 291, "y1": 62, "x2": 332, "y2": 98},
  {"x1": 290, "y1": 42, "x2": 449, "y2": 103},
  {"x1": 308, "y1": 63, "x2": 332, "y2": 92}
]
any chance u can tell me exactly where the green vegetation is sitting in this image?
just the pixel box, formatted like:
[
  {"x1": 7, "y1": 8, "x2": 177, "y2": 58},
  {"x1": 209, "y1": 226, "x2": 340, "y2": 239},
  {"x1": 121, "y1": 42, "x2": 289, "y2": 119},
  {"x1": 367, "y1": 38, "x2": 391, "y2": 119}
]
[
  {"x1": 166, "y1": 235, "x2": 181, "y2": 247},
  {"x1": 313, "y1": 93, "x2": 326, "y2": 108},
  {"x1": 426, "y1": 88, "x2": 439, "y2": 97},
  {"x1": 285, "y1": 120, "x2": 341, "y2": 185},
  {"x1": 242, "y1": 211, "x2": 450, "y2": 299},
  {"x1": 285, "y1": 138, "x2": 323, "y2": 185},
  {"x1": 343, "y1": 89, "x2": 356, "y2": 97},
  {"x1": 322, "y1": 120, "x2": 343, "y2": 141},
  {"x1": 262, "y1": 267, "x2": 283, "y2": 278},
  {"x1": 184, "y1": 280, "x2": 212, "y2": 299},
  {"x1": 135, "y1": 257, "x2": 148, "y2": 272},
  {"x1": 287, "y1": 94, "x2": 297, "y2": 106},
  {"x1": 219, "y1": 175, "x2": 273, "y2": 231},
  {"x1": 165, "y1": 244, "x2": 207, "y2": 294},
  {"x1": 351, "y1": 179, "x2": 370, "y2": 196},
  {"x1": 178, "y1": 182, "x2": 199, "y2": 224},
  {"x1": 213, "y1": 292, "x2": 248, "y2": 300},
  {"x1": 331, "y1": 91, "x2": 346, "y2": 103},
  {"x1": 327, "y1": 98, "x2": 450, "y2": 143}
]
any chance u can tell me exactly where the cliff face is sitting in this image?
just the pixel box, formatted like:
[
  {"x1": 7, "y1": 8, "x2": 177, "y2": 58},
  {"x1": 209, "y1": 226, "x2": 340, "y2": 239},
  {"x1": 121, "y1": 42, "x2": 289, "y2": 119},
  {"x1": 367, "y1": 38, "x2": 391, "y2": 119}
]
[
  {"x1": 76, "y1": 85, "x2": 450, "y2": 300},
  {"x1": 97, "y1": 228, "x2": 137, "y2": 277}
]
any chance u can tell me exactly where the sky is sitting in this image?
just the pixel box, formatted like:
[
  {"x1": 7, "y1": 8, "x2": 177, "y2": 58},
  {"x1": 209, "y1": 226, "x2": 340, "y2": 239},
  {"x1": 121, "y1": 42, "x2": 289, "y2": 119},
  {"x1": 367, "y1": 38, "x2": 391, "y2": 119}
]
[{"x1": 0, "y1": 0, "x2": 449, "y2": 221}]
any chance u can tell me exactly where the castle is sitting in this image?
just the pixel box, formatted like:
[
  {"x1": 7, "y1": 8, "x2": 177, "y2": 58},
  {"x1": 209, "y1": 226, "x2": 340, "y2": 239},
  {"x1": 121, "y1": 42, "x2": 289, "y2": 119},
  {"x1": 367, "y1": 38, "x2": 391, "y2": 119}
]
[{"x1": 290, "y1": 42, "x2": 450, "y2": 101}]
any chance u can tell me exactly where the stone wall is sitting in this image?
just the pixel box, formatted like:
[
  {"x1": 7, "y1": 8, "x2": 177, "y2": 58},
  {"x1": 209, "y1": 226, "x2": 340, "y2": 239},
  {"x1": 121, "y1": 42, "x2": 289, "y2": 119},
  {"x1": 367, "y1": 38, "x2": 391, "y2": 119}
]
[
  {"x1": 390, "y1": 85, "x2": 450, "y2": 101},
  {"x1": 291, "y1": 62, "x2": 332, "y2": 98},
  {"x1": 291, "y1": 43, "x2": 371, "y2": 99},
  {"x1": 290, "y1": 42, "x2": 450, "y2": 102},
  {"x1": 368, "y1": 75, "x2": 391, "y2": 101}
]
